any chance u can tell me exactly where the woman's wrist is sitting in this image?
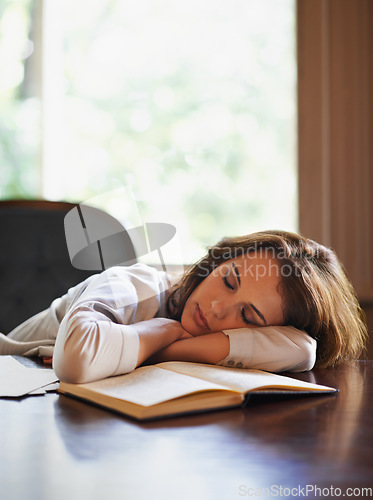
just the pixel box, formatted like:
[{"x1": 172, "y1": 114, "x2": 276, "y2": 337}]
[{"x1": 133, "y1": 318, "x2": 188, "y2": 366}]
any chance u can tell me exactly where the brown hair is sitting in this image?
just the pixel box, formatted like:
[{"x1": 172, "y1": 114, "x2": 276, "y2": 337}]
[{"x1": 167, "y1": 230, "x2": 368, "y2": 368}]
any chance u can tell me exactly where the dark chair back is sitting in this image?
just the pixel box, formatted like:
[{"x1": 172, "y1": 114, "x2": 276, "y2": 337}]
[{"x1": 0, "y1": 200, "x2": 136, "y2": 334}]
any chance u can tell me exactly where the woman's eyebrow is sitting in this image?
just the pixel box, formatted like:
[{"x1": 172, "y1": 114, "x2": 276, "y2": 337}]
[
  {"x1": 232, "y1": 263, "x2": 267, "y2": 325},
  {"x1": 232, "y1": 262, "x2": 241, "y2": 285},
  {"x1": 250, "y1": 303, "x2": 267, "y2": 325}
]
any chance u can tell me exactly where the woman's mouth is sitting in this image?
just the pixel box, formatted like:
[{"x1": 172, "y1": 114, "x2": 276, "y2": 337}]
[{"x1": 194, "y1": 304, "x2": 210, "y2": 330}]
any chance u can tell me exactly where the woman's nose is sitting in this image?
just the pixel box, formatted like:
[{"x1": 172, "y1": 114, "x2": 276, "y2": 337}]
[{"x1": 211, "y1": 299, "x2": 230, "y2": 319}]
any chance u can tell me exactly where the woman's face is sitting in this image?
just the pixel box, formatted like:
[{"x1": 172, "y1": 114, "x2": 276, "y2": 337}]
[{"x1": 181, "y1": 253, "x2": 284, "y2": 336}]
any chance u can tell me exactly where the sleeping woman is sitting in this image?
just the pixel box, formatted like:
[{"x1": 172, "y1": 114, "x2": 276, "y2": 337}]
[{"x1": 0, "y1": 230, "x2": 368, "y2": 383}]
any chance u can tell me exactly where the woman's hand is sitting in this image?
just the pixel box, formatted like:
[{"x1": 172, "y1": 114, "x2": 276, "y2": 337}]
[
  {"x1": 179, "y1": 328, "x2": 194, "y2": 340},
  {"x1": 133, "y1": 318, "x2": 192, "y2": 367}
]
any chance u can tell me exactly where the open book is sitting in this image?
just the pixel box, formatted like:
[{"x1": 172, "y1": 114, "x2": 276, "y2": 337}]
[{"x1": 58, "y1": 362, "x2": 337, "y2": 420}]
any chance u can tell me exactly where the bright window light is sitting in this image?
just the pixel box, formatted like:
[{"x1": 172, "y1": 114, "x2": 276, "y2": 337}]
[{"x1": 1, "y1": 0, "x2": 296, "y2": 264}]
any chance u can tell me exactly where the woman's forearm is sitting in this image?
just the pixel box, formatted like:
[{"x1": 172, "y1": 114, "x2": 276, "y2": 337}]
[
  {"x1": 146, "y1": 331, "x2": 230, "y2": 365},
  {"x1": 54, "y1": 313, "x2": 188, "y2": 383}
]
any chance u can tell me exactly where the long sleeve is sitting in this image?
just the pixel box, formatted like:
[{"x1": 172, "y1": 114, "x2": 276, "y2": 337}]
[
  {"x1": 53, "y1": 264, "x2": 171, "y2": 383},
  {"x1": 217, "y1": 326, "x2": 316, "y2": 372}
]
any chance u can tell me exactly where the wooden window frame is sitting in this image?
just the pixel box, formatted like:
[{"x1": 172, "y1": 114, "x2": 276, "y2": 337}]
[{"x1": 297, "y1": 0, "x2": 373, "y2": 302}]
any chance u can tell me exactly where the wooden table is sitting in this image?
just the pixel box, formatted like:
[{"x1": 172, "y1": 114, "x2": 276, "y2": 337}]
[{"x1": 1, "y1": 361, "x2": 372, "y2": 500}]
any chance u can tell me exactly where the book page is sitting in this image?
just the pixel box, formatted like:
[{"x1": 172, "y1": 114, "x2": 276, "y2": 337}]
[
  {"x1": 156, "y1": 362, "x2": 336, "y2": 394},
  {"x1": 75, "y1": 365, "x2": 232, "y2": 407}
]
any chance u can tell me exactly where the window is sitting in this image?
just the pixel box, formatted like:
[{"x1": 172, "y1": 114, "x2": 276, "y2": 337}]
[{"x1": 1, "y1": 0, "x2": 296, "y2": 263}]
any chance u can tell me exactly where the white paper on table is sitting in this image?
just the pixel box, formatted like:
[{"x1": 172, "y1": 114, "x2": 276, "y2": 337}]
[{"x1": 0, "y1": 356, "x2": 59, "y2": 397}]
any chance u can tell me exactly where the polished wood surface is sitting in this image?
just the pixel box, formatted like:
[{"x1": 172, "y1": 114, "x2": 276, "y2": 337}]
[{"x1": 1, "y1": 361, "x2": 372, "y2": 500}]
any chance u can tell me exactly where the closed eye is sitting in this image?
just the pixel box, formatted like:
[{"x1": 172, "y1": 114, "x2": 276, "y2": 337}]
[
  {"x1": 241, "y1": 307, "x2": 252, "y2": 325},
  {"x1": 223, "y1": 274, "x2": 234, "y2": 290}
]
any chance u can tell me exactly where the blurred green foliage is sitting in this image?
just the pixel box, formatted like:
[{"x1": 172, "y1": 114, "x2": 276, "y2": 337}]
[{"x1": 0, "y1": 0, "x2": 40, "y2": 197}]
